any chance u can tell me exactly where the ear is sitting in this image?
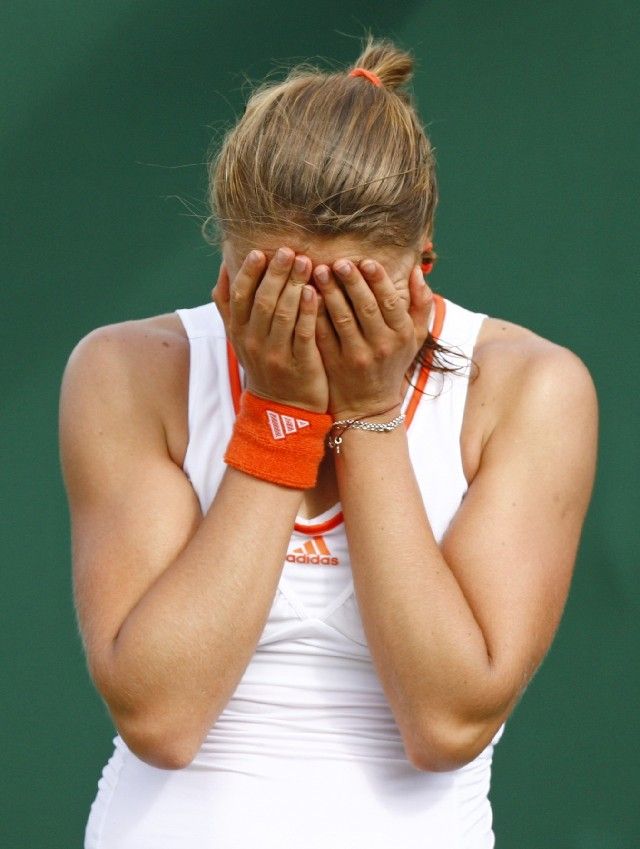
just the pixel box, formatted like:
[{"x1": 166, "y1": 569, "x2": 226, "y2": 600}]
[{"x1": 211, "y1": 261, "x2": 231, "y2": 330}]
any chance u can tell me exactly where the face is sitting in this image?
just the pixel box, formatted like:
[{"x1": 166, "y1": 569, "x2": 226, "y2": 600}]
[{"x1": 222, "y1": 235, "x2": 422, "y2": 311}]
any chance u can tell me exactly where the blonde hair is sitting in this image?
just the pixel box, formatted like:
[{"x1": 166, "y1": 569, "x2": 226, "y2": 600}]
[{"x1": 202, "y1": 34, "x2": 437, "y2": 270}]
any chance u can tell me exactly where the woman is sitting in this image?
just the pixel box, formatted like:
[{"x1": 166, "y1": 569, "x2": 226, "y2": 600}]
[{"x1": 59, "y1": 36, "x2": 598, "y2": 849}]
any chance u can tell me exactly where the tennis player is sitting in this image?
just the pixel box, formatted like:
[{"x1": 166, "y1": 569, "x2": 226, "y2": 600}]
[{"x1": 59, "y1": 35, "x2": 598, "y2": 849}]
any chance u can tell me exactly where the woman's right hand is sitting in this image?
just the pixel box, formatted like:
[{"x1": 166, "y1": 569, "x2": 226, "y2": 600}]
[{"x1": 213, "y1": 246, "x2": 329, "y2": 413}]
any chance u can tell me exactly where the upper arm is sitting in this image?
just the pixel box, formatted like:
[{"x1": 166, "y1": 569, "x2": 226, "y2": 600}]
[
  {"x1": 440, "y1": 343, "x2": 598, "y2": 719},
  {"x1": 59, "y1": 323, "x2": 202, "y2": 706}
]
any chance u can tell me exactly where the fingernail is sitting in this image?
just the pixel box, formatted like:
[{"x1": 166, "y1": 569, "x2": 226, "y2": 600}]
[
  {"x1": 315, "y1": 267, "x2": 329, "y2": 284},
  {"x1": 294, "y1": 256, "x2": 307, "y2": 273},
  {"x1": 361, "y1": 260, "x2": 376, "y2": 275},
  {"x1": 248, "y1": 250, "x2": 261, "y2": 264},
  {"x1": 276, "y1": 247, "x2": 290, "y2": 263},
  {"x1": 335, "y1": 260, "x2": 351, "y2": 276}
]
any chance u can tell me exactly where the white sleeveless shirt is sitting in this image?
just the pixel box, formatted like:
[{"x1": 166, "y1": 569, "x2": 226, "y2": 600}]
[{"x1": 85, "y1": 295, "x2": 505, "y2": 849}]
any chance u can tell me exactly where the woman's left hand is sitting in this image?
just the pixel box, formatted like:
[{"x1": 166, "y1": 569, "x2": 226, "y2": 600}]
[{"x1": 313, "y1": 258, "x2": 432, "y2": 420}]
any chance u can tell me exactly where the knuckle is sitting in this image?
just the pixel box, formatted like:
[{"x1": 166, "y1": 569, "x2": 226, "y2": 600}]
[
  {"x1": 382, "y1": 293, "x2": 401, "y2": 311},
  {"x1": 398, "y1": 323, "x2": 414, "y2": 342},
  {"x1": 351, "y1": 351, "x2": 370, "y2": 370},
  {"x1": 253, "y1": 295, "x2": 273, "y2": 315},
  {"x1": 374, "y1": 340, "x2": 393, "y2": 359},
  {"x1": 334, "y1": 313, "x2": 354, "y2": 329},
  {"x1": 273, "y1": 309, "x2": 293, "y2": 324},
  {"x1": 295, "y1": 326, "x2": 314, "y2": 342},
  {"x1": 361, "y1": 300, "x2": 379, "y2": 318}
]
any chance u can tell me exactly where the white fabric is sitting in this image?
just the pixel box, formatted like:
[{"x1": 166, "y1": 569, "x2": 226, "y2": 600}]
[{"x1": 85, "y1": 297, "x2": 505, "y2": 849}]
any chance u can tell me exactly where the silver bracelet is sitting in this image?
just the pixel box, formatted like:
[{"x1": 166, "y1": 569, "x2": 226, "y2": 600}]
[{"x1": 328, "y1": 412, "x2": 406, "y2": 454}]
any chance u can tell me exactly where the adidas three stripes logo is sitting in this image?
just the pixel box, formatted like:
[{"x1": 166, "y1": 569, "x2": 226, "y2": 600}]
[
  {"x1": 267, "y1": 410, "x2": 311, "y2": 440},
  {"x1": 286, "y1": 536, "x2": 339, "y2": 566}
]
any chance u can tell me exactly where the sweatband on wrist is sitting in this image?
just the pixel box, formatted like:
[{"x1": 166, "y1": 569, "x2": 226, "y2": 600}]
[{"x1": 224, "y1": 391, "x2": 332, "y2": 489}]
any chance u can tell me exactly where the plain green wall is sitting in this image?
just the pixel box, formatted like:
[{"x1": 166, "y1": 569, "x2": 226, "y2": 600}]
[{"x1": 2, "y1": 2, "x2": 638, "y2": 847}]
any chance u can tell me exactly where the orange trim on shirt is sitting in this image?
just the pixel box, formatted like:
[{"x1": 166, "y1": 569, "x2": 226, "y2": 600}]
[
  {"x1": 225, "y1": 292, "x2": 446, "y2": 535},
  {"x1": 403, "y1": 293, "x2": 446, "y2": 429},
  {"x1": 226, "y1": 339, "x2": 243, "y2": 415},
  {"x1": 294, "y1": 511, "x2": 345, "y2": 535}
]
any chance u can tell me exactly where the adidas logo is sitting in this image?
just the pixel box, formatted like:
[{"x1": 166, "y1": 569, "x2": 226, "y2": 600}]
[
  {"x1": 286, "y1": 536, "x2": 339, "y2": 566},
  {"x1": 267, "y1": 410, "x2": 310, "y2": 440}
]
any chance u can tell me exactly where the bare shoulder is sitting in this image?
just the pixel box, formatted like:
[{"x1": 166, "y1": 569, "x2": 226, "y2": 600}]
[
  {"x1": 462, "y1": 315, "x2": 598, "y2": 482},
  {"x1": 62, "y1": 311, "x2": 188, "y2": 385},
  {"x1": 474, "y1": 315, "x2": 597, "y2": 414},
  {"x1": 60, "y1": 311, "x2": 190, "y2": 467}
]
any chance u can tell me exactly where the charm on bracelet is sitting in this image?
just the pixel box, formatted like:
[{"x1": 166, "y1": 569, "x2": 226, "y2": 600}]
[{"x1": 327, "y1": 413, "x2": 406, "y2": 454}]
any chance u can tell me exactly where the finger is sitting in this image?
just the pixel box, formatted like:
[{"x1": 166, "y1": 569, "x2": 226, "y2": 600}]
[
  {"x1": 228, "y1": 249, "x2": 267, "y2": 330},
  {"x1": 269, "y1": 254, "x2": 313, "y2": 347},
  {"x1": 292, "y1": 284, "x2": 319, "y2": 362},
  {"x1": 314, "y1": 288, "x2": 340, "y2": 361},
  {"x1": 330, "y1": 259, "x2": 388, "y2": 342},
  {"x1": 313, "y1": 264, "x2": 364, "y2": 348},
  {"x1": 358, "y1": 259, "x2": 413, "y2": 333},
  {"x1": 248, "y1": 247, "x2": 296, "y2": 338},
  {"x1": 408, "y1": 264, "x2": 433, "y2": 337}
]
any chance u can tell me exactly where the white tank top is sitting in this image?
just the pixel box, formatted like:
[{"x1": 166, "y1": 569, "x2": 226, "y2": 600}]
[{"x1": 85, "y1": 295, "x2": 506, "y2": 849}]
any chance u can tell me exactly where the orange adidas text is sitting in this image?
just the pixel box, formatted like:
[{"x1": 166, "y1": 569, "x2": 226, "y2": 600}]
[{"x1": 286, "y1": 553, "x2": 340, "y2": 566}]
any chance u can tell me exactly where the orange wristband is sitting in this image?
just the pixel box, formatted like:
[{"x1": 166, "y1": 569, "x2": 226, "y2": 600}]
[{"x1": 224, "y1": 391, "x2": 332, "y2": 489}]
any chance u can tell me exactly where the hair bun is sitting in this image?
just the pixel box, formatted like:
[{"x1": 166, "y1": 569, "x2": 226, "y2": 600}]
[{"x1": 351, "y1": 35, "x2": 414, "y2": 93}]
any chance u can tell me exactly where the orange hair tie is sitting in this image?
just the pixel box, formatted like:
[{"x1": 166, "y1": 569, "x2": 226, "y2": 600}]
[
  {"x1": 349, "y1": 67, "x2": 382, "y2": 87},
  {"x1": 224, "y1": 391, "x2": 332, "y2": 489}
]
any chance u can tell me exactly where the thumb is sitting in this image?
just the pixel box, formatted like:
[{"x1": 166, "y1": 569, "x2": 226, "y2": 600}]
[
  {"x1": 212, "y1": 262, "x2": 231, "y2": 326},
  {"x1": 408, "y1": 264, "x2": 432, "y2": 336}
]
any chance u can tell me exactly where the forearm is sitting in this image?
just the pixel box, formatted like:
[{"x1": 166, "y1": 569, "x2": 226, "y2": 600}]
[
  {"x1": 106, "y1": 467, "x2": 302, "y2": 765},
  {"x1": 335, "y1": 425, "x2": 502, "y2": 765}
]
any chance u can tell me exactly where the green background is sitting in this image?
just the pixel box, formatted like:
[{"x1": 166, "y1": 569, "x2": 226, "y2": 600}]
[{"x1": 2, "y1": 2, "x2": 638, "y2": 846}]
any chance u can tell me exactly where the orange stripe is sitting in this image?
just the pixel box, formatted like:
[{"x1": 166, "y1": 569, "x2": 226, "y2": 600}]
[
  {"x1": 314, "y1": 536, "x2": 330, "y2": 555},
  {"x1": 303, "y1": 540, "x2": 315, "y2": 555},
  {"x1": 226, "y1": 340, "x2": 243, "y2": 415},
  {"x1": 294, "y1": 511, "x2": 344, "y2": 536},
  {"x1": 403, "y1": 293, "x2": 446, "y2": 429}
]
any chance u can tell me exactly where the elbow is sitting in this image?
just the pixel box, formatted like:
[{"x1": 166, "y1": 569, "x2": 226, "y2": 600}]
[
  {"x1": 93, "y1": 669, "x2": 205, "y2": 770},
  {"x1": 128, "y1": 736, "x2": 198, "y2": 771},
  {"x1": 112, "y1": 710, "x2": 202, "y2": 771},
  {"x1": 405, "y1": 715, "x2": 504, "y2": 773}
]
